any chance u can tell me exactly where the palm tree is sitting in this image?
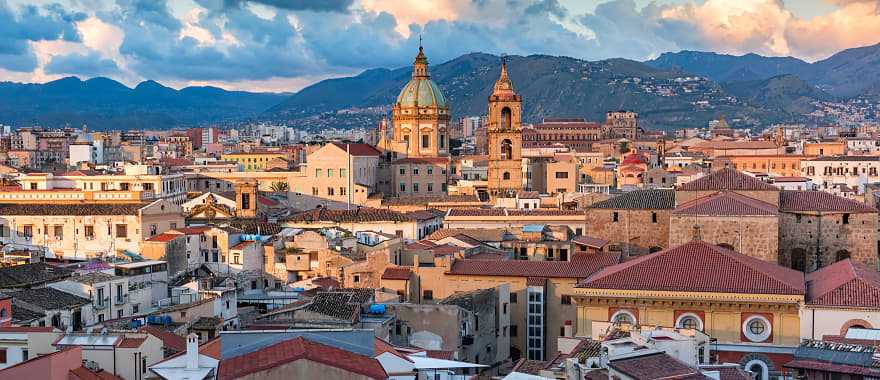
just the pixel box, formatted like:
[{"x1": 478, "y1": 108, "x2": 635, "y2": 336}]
[{"x1": 270, "y1": 181, "x2": 290, "y2": 192}]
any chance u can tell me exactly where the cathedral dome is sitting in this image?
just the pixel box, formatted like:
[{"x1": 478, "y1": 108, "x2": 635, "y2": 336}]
[{"x1": 395, "y1": 46, "x2": 447, "y2": 109}]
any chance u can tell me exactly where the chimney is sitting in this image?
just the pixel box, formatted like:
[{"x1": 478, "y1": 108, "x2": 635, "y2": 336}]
[
  {"x1": 564, "y1": 320, "x2": 573, "y2": 338},
  {"x1": 185, "y1": 333, "x2": 199, "y2": 370}
]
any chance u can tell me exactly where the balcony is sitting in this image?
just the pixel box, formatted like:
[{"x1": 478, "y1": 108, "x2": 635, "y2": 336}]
[
  {"x1": 94, "y1": 297, "x2": 109, "y2": 310},
  {"x1": 461, "y1": 335, "x2": 474, "y2": 346},
  {"x1": 114, "y1": 294, "x2": 128, "y2": 305}
]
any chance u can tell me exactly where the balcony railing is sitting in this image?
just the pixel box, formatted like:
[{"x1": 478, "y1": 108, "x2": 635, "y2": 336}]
[{"x1": 94, "y1": 297, "x2": 109, "y2": 310}]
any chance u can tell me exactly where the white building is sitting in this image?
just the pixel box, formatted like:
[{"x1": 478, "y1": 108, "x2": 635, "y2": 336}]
[{"x1": 49, "y1": 272, "x2": 132, "y2": 323}]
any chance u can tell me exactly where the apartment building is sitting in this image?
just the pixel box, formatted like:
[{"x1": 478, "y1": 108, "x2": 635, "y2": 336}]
[{"x1": 16, "y1": 164, "x2": 187, "y2": 204}]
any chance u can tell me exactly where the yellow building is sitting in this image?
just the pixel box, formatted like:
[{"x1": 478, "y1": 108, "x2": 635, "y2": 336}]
[
  {"x1": 571, "y1": 240, "x2": 804, "y2": 380},
  {"x1": 221, "y1": 151, "x2": 287, "y2": 171}
]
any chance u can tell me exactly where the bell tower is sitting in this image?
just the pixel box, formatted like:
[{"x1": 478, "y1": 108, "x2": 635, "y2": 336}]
[{"x1": 487, "y1": 56, "x2": 523, "y2": 197}]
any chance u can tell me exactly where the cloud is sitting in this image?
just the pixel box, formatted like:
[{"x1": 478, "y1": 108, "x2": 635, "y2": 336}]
[
  {"x1": 786, "y1": 1, "x2": 880, "y2": 60},
  {"x1": 0, "y1": 1, "x2": 86, "y2": 72},
  {"x1": 44, "y1": 51, "x2": 119, "y2": 76},
  {"x1": 221, "y1": 0, "x2": 354, "y2": 12}
]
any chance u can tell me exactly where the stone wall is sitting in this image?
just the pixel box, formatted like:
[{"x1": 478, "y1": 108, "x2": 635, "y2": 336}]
[
  {"x1": 669, "y1": 215, "x2": 779, "y2": 263},
  {"x1": 778, "y1": 211, "x2": 878, "y2": 271},
  {"x1": 585, "y1": 208, "x2": 670, "y2": 256}
]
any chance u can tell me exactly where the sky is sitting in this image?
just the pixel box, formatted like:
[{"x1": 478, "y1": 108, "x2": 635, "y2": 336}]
[{"x1": 1, "y1": 0, "x2": 879, "y2": 92}]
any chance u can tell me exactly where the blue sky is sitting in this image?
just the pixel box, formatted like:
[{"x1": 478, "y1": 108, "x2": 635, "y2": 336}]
[{"x1": 1, "y1": 0, "x2": 878, "y2": 92}]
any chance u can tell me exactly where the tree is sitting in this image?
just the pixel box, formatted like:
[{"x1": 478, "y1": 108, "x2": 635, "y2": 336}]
[{"x1": 270, "y1": 181, "x2": 290, "y2": 192}]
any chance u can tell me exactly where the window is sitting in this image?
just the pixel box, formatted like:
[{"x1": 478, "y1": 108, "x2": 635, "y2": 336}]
[
  {"x1": 150, "y1": 224, "x2": 158, "y2": 236},
  {"x1": 340, "y1": 187, "x2": 346, "y2": 196},
  {"x1": 510, "y1": 293, "x2": 517, "y2": 303},
  {"x1": 53, "y1": 225, "x2": 63, "y2": 239},
  {"x1": 676, "y1": 313, "x2": 703, "y2": 330},
  {"x1": 241, "y1": 193, "x2": 250, "y2": 210},
  {"x1": 651, "y1": 212, "x2": 658, "y2": 223},
  {"x1": 510, "y1": 325, "x2": 518, "y2": 337},
  {"x1": 439, "y1": 134, "x2": 445, "y2": 148},
  {"x1": 555, "y1": 171, "x2": 568, "y2": 179},
  {"x1": 503, "y1": 172, "x2": 511, "y2": 180},
  {"x1": 21, "y1": 349, "x2": 27, "y2": 362},
  {"x1": 400, "y1": 168, "x2": 406, "y2": 175},
  {"x1": 312, "y1": 187, "x2": 319, "y2": 196},
  {"x1": 117, "y1": 309, "x2": 124, "y2": 318},
  {"x1": 22, "y1": 225, "x2": 33, "y2": 238},
  {"x1": 315, "y1": 168, "x2": 322, "y2": 177},
  {"x1": 612, "y1": 212, "x2": 619, "y2": 222},
  {"x1": 399, "y1": 183, "x2": 406, "y2": 192},
  {"x1": 327, "y1": 169, "x2": 334, "y2": 177},
  {"x1": 0, "y1": 347, "x2": 7, "y2": 363},
  {"x1": 742, "y1": 315, "x2": 772, "y2": 342},
  {"x1": 98, "y1": 314, "x2": 105, "y2": 323},
  {"x1": 233, "y1": 254, "x2": 240, "y2": 264},
  {"x1": 427, "y1": 167, "x2": 433, "y2": 175},
  {"x1": 353, "y1": 274, "x2": 360, "y2": 283},
  {"x1": 327, "y1": 187, "x2": 335, "y2": 196},
  {"x1": 427, "y1": 183, "x2": 433, "y2": 192},
  {"x1": 611, "y1": 310, "x2": 636, "y2": 325},
  {"x1": 422, "y1": 134, "x2": 430, "y2": 148},
  {"x1": 413, "y1": 167, "x2": 420, "y2": 175},
  {"x1": 116, "y1": 224, "x2": 128, "y2": 238},
  {"x1": 133, "y1": 304, "x2": 139, "y2": 314},
  {"x1": 843, "y1": 213, "x2": 850, "y2": 224},
  {"x1": 413, "y1": 183, "x2": 419, "y2": 192},
  {"x1": 561, "y1": 295, "x2": 571, "y2": 305},
  {"x1": 423, "y1": 290, "x2": 433, "y2": 300}
]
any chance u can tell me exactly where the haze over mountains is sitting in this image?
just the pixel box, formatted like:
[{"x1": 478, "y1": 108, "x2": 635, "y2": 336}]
[{"x1": 2, "y1": 43, "x2": 880, "y2": 130}]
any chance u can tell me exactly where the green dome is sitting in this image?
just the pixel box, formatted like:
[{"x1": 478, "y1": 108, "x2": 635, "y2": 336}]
[{"x1": 396, "y1": 78, "x2": 447, "y2": 109}]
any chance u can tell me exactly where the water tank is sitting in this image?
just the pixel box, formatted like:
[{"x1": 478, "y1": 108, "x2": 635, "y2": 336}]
[
  {"x1": 292, "y1": 287, "x2": 305, "y2": 292},
  {"x1": 369, "y1": 304, "x2": 386, "y2": 314}
]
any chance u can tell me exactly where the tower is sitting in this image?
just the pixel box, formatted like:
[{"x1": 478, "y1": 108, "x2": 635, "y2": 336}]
[
  {"x1": 391, "y1": 44, "x2": 449, "y2": 158},
  {"x1": 487, "y1": 57, "x2": 523, "y2": 197},
  {"x1": 235, "y1": 180, "x2": 259, "y2": 218}
]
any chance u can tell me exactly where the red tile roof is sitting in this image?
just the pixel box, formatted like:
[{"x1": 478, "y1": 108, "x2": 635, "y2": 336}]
[
  {"x1": 679, "y1": 168, "x2": 778, "y2": 191},
  {"x1": 609, "y1": 352, "x2": 708, "y2": 380},
  {"x1": 175, "y1": 226, "x2": 212, "y2": 235},
  {"x1": 286, "y1": 207, "x2": 414, "y2": 223},
  {"x1": 425, "y1": 350, "x2": 455, "y2": 360},
  {"x1": 447, "y1": 208, "x2": 507, "y2": 217},
  {"x1": 694, "y1": 140, "x2": 779, "y2": 150},
  {"x1": 230, "y1": 240, "x2": 257, "y2": 250},
  {"x1": 374, "y1": 338, "x2": 412, "y2": 362},
  {"x1": 806, "y1": 259, "x2": 880, "y2": 308},
  {"x1": 784, "y1": 359, "x2": 880, "y2": 376},
  {"x1": 145, "y1": 232, "x2": 184, "y2": 242},
  {"x1": 572, "y1": 235, "x2": 609, "y2": 249},
  {"x1": 381, "y1": 267, "x2": 413, "y2": 280},
  {"x1": 673, "y1": 191, "x2": 778, "y2": 216},
  {"x1": 69, "y1": 366, "x2": 124, "y2": 380},
  {"x1": 0, "y1": 326, "x2": 56, "y2": 333},
  {"x1": 578, "y1": 241, "x2": 805, "y2": 295},
  {"x1": 331, "y1": 142, "x2": 382, "y2": 156},
  {"x1": 139, "y1": 325, "x2": 186, "y2": 353},
  {"x1": 780, "y1": 190, "x2": 877, "y2": 213},
  {"x1": 448, "y1": 252, "x2": 621, "y2": 279},
  {"x1": 217, "y1": 336, "x2": 387, "y2": 380},
  {"x1": 117, "y1": 336, "x2": 147, "y2": 348}
]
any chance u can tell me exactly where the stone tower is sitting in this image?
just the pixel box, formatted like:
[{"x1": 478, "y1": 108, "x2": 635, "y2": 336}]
[
  {"x1": 390, "y1": 44, "x2": 449, "y2": 158},
  {"x1": 487, "y1": 58, "x2": 523, "y2": 197},
  {"x1": 235, "y1": 180, "x2": 259, "y2": 218}
]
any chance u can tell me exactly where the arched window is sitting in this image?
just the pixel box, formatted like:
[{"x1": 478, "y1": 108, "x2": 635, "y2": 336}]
[
  {"x1": 503, "y1": 172, "x2": 511, "y2": 180},
  {"x1": 611, "y1": 310, "x2": 637, "y2": 325},
  {"x1": 790, "y1": 248, "x2": 807, "y2": 271},
  {"x1": 742, "y1": 315, "x2": 772, "y2": 343},
  {"x1": 501, "y1": 107, "x2": 512, "y2": 130},
  {"x1": 501, "y1": 139, "x2": 513, "y2": 160},
  {"x1": 676, "y1": 313, "x2": 703, "y2": 331},
  {"x1": 836, "y1": 250, "x2": 851, "y2": 262}
]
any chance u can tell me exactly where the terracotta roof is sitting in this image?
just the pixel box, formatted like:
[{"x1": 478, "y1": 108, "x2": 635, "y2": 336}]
[
  {"x1": 806, "y1": 259, "x2": 880, "y2": 308},
  {"x1": 0, "y1": 203, "x2": 148, "y2": 215},
  {"x1": 145, "y1": 232, "x2": 184, "y2": 242},
  {"x1": 701, "y1": 365, "x2": 752, "y2": 380},
  {"x1": 69, "y1": 366, "x2": 124, "y2": 380},
  {"x1": 381, "y1": 267, "x2": 413, "y2": 280},
  {"x1": 447, "y1": 208, "x2": 506, "y2": 217},
  {"x1": 609, "y1": 352, "x2": 708, "y2": 380},
  {"x1": 527, "y1": 277, "x2": 547, "y2": 286},
  {"x1": 784, "y1": 359, "x2": 880, "y2": 376},
  {"x1": 572, "y1": 235, "x2": 609, "y2": 249},
  {"x1": 678, "y1": 168, "x2": 777, "y2": 191},
  {"x1": 403, "y1": 209, "x2": 444, "y2": 221},
  {"x1": 174, "y1": 226, "x2": 212, "y2": 235},
  {"x1": 392, "y1": 157, "x2": 449, "y2": 165},
  {"x1": 286, "y1": 207, "x2": 414, "y2": 223},
  {"x1": 117, "y1": 336, "x2": 147, "y2": 348},
  {"x1": 424, "y1": 350, "x2": 455, "y2": 360},
  {"x1": 590, "y1": 189, "x2": 675, "y2": 209},
  {"x1": 578, "y1": 241, "x2": 805, "y2": 295},
  {"x1": 508, "y1": 210, "x2": 584, "y2": 216},
  {"x1": 374, "y1": 337, "x2": 412, "y2": 362},
  {"x1": 773, "y1": 176, "x2": 810, "y2": 182},
  {"x1": 427, "y1": 228, "x2": 513, "y2": 242},
  {"x1": 230, "y1": 240, "x2": 258, "y2": 250},
  {"x1": 217, "y1": 337, "x2": 387, "y2": 380},
  {"x1": 693, "y1": 140, "x2": 778, "y2": 150},
  {"x1": 139, "y1": 325, "x2": 186, "y2": 353},
  {"x1": 780, "y1": 190, "x2": 877, "y2": 213},
  {"x1": 0, "y1": 326, "x2": 55, "y2": 333},
  {"x1": 382, "y1": 194, "x2": 481, "y2": 206},
  {"x1": 448, "y1": 252, "x2": 621, "y2": 278},
  {"x1": 330, "y1": 142, "x2": 382, "y2": 156},
  {"x1": 466, "y1": 252, "x2": 507, "y2": 261},
  {"x1": 673, "y1": 191, "x2": 778, "y2": 216}
]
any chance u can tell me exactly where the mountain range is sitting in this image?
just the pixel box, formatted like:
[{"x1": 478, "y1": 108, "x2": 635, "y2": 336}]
[
  {"x1": 3, "y1": 43, "x2": 880, "y2": 130},
  {"x1": 0, "y1": 77, "x2": 287, "y2": 129}
]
